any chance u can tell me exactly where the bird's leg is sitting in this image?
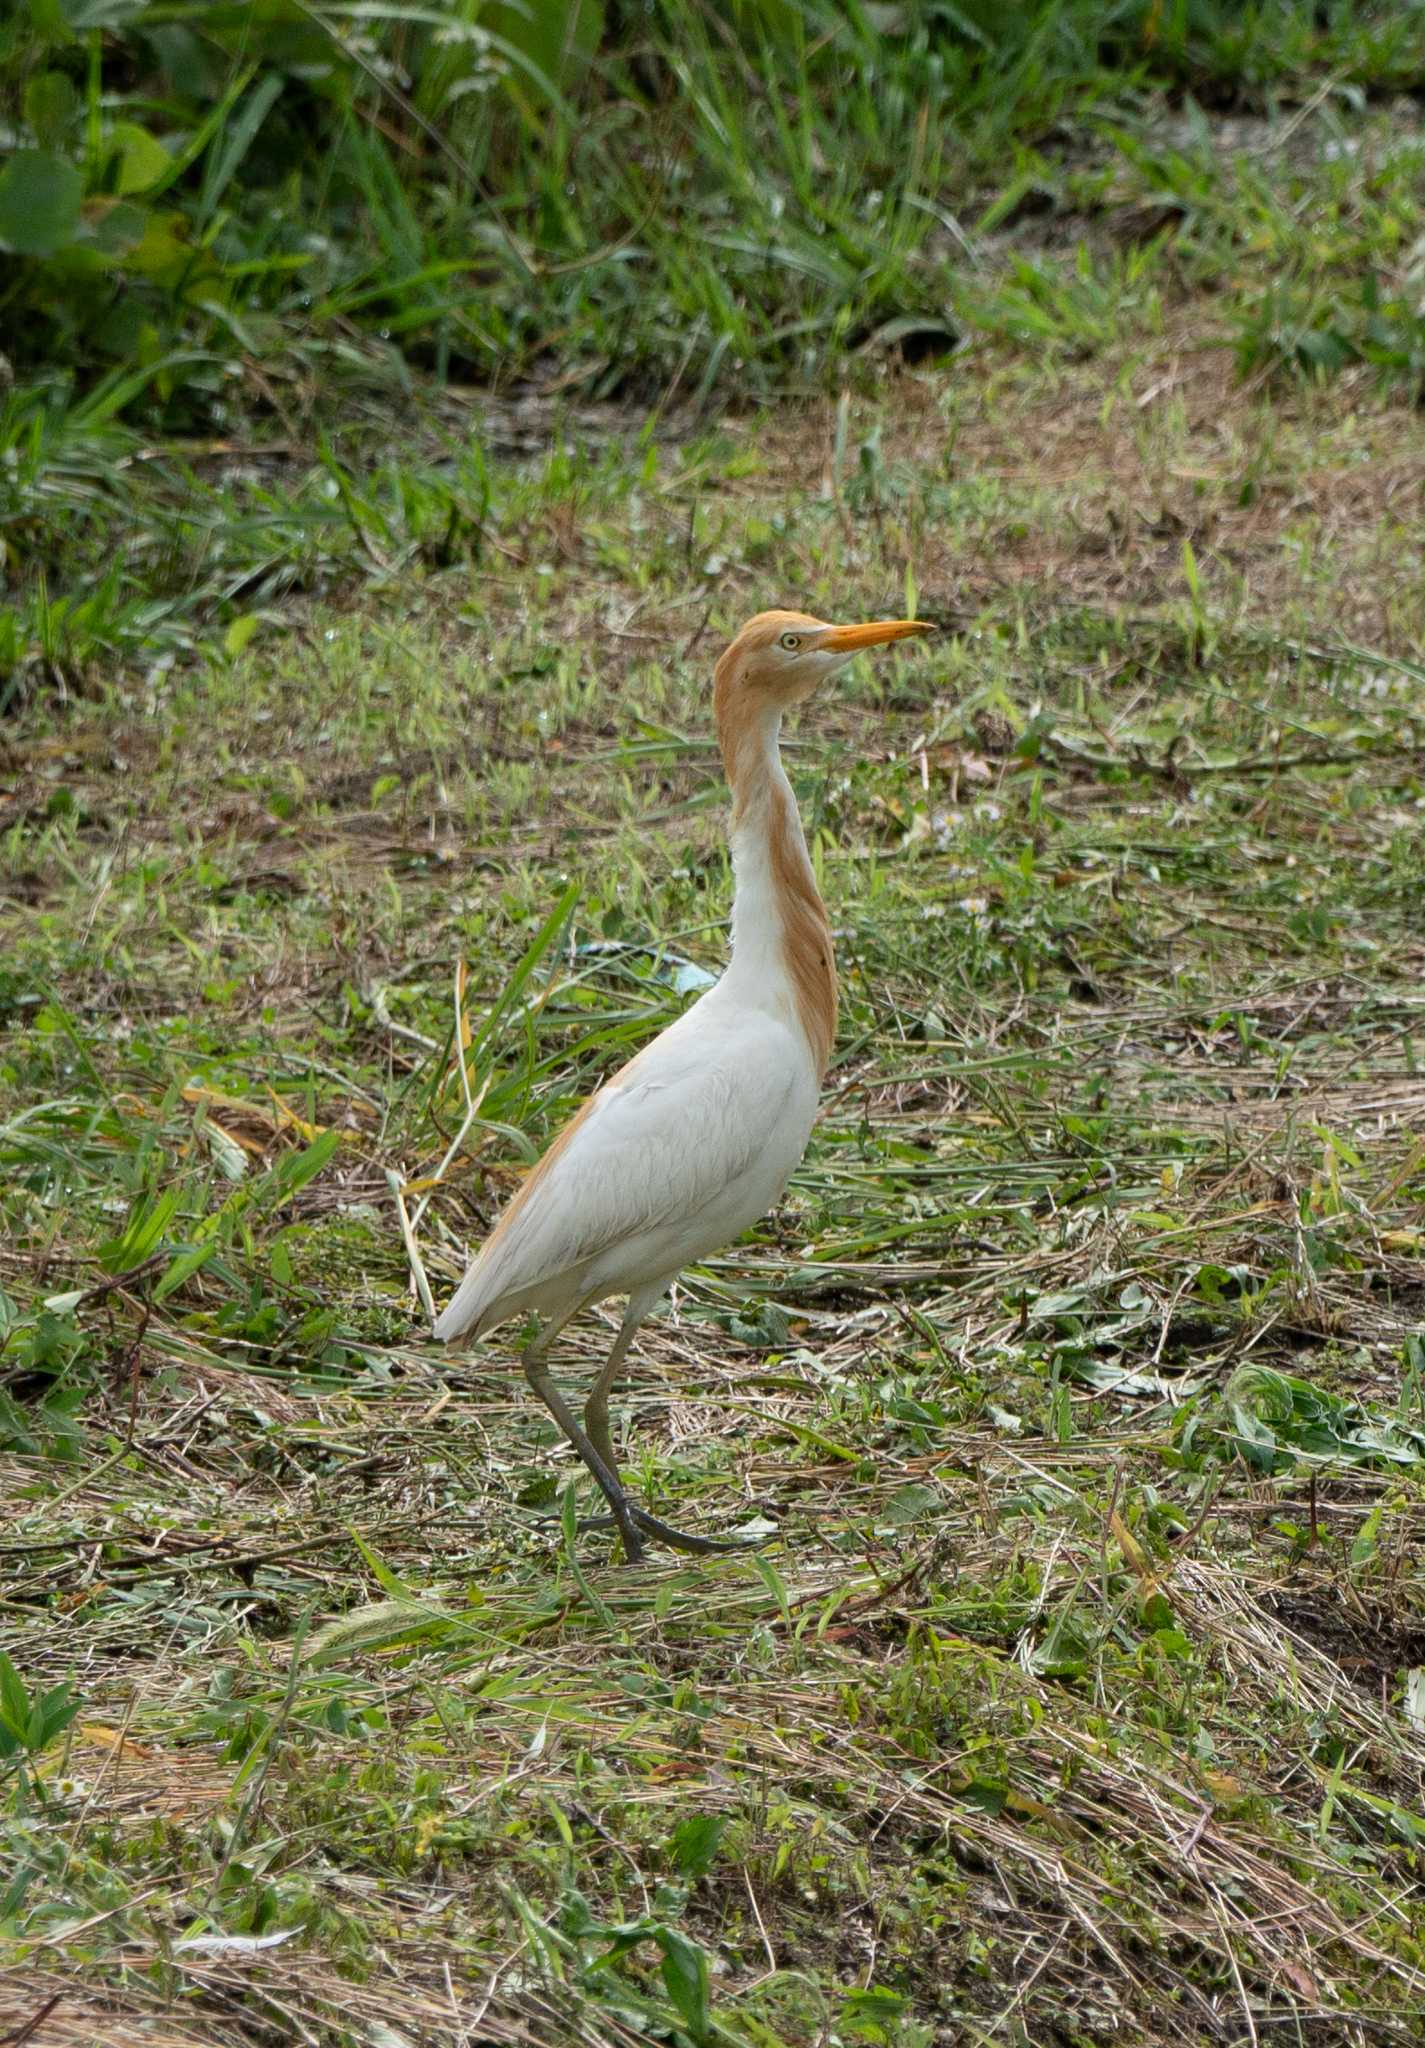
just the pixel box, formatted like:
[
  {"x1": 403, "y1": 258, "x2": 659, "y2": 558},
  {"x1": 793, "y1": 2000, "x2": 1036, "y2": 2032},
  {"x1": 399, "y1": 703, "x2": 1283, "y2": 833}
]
[
  {"x1": 583, "y1": 1304, "x2": 762, "y2": 1556},
  {"x1": 582, "y1": 1305, "x2": 642, "y2": 1479},
  {"x1": 522, "y1": 1348, "x2": 646, "y2": 1565},
  {"x1": 528, "y1": 1304, "x2": 760, "y2": 1558}
]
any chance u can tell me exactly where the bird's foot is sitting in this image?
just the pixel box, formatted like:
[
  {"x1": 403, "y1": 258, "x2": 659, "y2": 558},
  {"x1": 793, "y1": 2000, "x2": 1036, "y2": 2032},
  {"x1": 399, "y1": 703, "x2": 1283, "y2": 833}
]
[
  {"x1": 629, "y1": 1504, "x2": 766, "y2": 1555},
  {"x1": 533, "y1": 1505, "x2": 767, "y2": 1556}
]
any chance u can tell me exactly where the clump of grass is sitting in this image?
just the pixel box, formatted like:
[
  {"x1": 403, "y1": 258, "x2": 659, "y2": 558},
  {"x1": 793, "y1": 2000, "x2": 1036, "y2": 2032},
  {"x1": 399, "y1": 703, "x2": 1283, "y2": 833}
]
[
  {"x1": 7, "y1": 1, "x2": 1425, "y2": 695},
  {"x1": 1236, "y1": 274, "x2": 1425, "y2": 398},
  {"x1": 5, "y1": 0, "x2": 1418, "y2": 420}
]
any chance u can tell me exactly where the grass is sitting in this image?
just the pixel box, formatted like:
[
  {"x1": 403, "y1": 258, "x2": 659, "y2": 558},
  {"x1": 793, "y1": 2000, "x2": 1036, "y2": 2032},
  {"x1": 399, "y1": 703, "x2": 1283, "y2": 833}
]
[
  {"x1": 5, "y1": 333, "x2": 1425, "y2": 2042},
  {"x1": 5, "y1": 7, "x2": 1425, "y2": 2045},
  {"x1": 8, "y1": 1, "x2": 1425, "y2": 697}
]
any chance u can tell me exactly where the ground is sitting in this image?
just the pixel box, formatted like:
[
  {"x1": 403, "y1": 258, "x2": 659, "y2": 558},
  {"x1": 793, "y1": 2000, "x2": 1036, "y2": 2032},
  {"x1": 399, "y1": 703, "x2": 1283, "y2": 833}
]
[{"x1": 5, "y1": 141, "x2": 1425, "y2": 2048}]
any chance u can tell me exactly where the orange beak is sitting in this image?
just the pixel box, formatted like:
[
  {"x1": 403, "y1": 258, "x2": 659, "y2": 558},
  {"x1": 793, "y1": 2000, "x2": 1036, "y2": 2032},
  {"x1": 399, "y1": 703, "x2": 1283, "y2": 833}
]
[{"x1": 819, "y1": 618, "x2": 934, "y2": 652}]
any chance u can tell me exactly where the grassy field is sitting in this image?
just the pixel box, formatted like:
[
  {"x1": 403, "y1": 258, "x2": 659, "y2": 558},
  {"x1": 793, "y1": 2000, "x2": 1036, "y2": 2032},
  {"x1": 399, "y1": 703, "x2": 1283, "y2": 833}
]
[{"x1": 6, "y1": 9, "x2": 1425, "y2": 2048}]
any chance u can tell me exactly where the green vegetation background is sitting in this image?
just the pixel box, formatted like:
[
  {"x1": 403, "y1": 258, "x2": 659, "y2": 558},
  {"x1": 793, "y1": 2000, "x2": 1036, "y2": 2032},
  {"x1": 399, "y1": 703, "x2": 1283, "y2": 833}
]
[{"x1": 3, "y1": 0, "x2": 1425, "y2": 691}]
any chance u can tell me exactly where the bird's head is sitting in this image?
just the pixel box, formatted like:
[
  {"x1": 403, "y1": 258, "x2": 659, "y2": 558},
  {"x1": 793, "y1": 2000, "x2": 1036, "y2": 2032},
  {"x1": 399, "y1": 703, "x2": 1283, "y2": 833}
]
[{"x1": 715, "y1": 608, "x2": 931, "y2": 714}]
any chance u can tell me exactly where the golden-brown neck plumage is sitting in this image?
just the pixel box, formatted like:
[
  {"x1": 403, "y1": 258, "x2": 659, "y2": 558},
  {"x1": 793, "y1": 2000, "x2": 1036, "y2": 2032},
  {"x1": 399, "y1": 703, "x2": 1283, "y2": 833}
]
[{"x1": 714, "y1": 622, "x2": 837, "y2": 1074}]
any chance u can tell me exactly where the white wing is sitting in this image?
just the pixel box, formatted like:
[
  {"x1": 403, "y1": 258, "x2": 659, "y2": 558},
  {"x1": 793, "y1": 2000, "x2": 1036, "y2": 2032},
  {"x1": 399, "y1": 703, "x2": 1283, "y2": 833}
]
[{"x1": 433, "y1": 999, "x2": 813, "y2": 1339}]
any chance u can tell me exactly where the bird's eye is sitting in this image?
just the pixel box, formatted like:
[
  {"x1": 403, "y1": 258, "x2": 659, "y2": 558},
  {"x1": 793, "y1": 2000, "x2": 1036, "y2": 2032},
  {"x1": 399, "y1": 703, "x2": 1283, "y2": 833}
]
[{"x1": 779, "y1": 632, "x2": 802, "y2": 651}]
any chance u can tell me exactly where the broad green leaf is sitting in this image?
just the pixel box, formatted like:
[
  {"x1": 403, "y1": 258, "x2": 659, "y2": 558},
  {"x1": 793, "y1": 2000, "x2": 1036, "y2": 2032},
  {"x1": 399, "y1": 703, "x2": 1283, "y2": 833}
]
[
  {"x1": 668, "y1": 1813, "x2": 725, "y2": 1881},
  {"x1": 656, "y1": 1926, "x2": 711, "y2": 2042},
  {"x1": 959, "y1": 1775, "x2": 1008, "y2": 1815},
  {"x1": 1351, "y1": 1498, "x2": 1385, "y2": 1565},
  {"x1": 0, "y1": 1655, "x2": 31, "y2": 1739},
  {"x1": 840, "y1": 1985, "x2": 909, "y2": 2038},
  {"x1": 0, "y1": 148, "x2": 83, "y2": 256},
  {"x1": 1140, "y1": 1589, "x2": 1175, "y2": 1630},
  {"x1": 103, "y1": 121, "x2": 173, "y2": 196},
  {"x1": 34, "y1": 1682, "x2": 79, "y2": 1748},
  {"x1": 880, "y1": 1481, "x2": 940, "y2": 1527}
]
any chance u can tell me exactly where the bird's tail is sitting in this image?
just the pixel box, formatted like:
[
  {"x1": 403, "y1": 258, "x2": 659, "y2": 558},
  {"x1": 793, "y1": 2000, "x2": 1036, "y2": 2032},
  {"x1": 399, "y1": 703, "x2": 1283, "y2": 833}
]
[{"x1": 431, "y1": 1250, "x2": 499, "y2": 1343}]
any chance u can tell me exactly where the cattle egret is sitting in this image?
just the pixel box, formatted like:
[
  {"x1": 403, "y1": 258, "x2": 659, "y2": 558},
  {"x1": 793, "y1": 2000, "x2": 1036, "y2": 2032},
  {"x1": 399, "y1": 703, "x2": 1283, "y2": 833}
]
[{"x1": 435, "y1": 609, "x2": 932, "y2": 1560}]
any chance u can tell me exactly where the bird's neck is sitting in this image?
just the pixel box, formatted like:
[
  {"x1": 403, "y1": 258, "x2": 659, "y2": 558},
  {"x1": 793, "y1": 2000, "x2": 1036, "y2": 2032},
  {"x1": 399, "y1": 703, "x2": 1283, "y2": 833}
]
[{"x1": 718, "y1": 701, "x2": 836, "y2": 1075}]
